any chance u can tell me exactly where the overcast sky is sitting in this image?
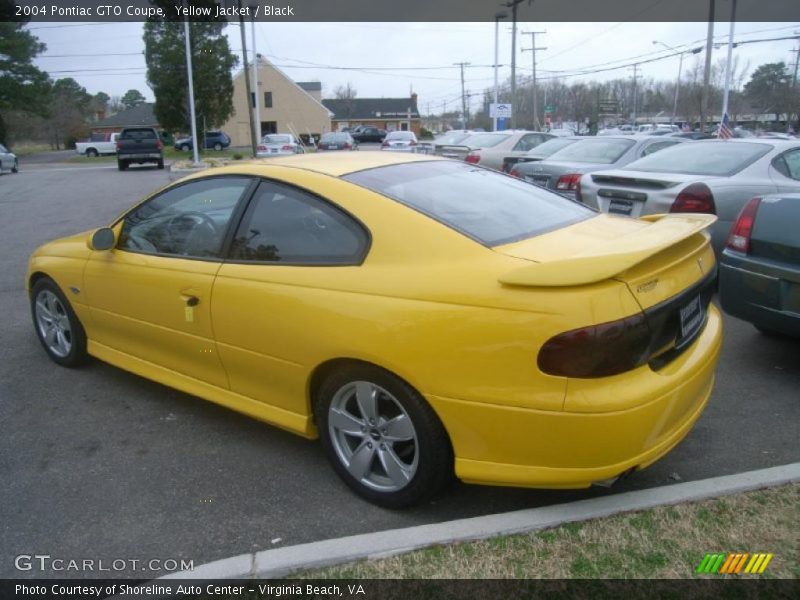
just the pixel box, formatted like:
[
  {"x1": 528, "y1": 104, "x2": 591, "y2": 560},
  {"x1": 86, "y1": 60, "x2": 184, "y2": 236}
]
[{"x1": 28, "y1": 21, "x2": 800, "y2": 114}]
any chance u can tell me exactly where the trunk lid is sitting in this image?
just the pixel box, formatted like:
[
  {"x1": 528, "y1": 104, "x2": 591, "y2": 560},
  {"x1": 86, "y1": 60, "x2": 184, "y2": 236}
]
[{"x1": 495, "y1": 213, "x2": 716, "y2": 310}]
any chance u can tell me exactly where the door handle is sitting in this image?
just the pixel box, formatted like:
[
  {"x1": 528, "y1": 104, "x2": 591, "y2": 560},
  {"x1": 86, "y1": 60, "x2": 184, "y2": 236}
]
[
  {"x1": 180, "y1": 288, "x2": 201, "y2": 306},
  {"x1": 184, "y1": 295, "x2": 199, "y2": 307}
]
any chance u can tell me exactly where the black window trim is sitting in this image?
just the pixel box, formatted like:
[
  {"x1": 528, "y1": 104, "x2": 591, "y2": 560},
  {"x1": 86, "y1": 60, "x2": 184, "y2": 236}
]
[
  {"x1": 221, "y1": 176, "x2": 373, "y2": 267},
  {"x1": 113, "y1": 175, "x2": 259, "y2": 263}
]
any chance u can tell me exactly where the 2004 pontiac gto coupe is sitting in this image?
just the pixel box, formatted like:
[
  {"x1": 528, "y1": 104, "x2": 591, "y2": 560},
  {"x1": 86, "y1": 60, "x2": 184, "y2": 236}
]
[{"x1": 27, "y1": 153, "x2": 721, "y2": 507}]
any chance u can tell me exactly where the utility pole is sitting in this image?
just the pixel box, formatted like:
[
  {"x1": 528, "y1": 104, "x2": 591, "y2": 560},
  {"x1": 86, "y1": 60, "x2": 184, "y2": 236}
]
[
  {"x1": 238, "y1": 0, "x2": 257, "y2": 157},
  {"x1": 791, "y1": 41, "x2": 800, "y2": 89},
  {"x1": 250, "y1": 17, "x2": 260, "y2": 141},
  {"x1": 720, "y1": 0, "x2": 737, "y2": 125},
  {"x1": 700, "y1": 0, "x2": 716, "y2": 132},
  {"x1": 631, "y1": 63, "x2": 639, "y2": 126},
  {"x1": 454, "y1": 62, "x2": 470, "y2": 128},
  {"x1": 493, "y1": 11, "x2": 507, "y2": 131},
  {"x1": 182, "y1": 14, "x2": 200, "y2": 167},
  {"x1": 522, "y1": 30, "x2": 546, "y2": 130},
  {"x1": 503, "y1": 0, "x2": 525, "y2": 129}
]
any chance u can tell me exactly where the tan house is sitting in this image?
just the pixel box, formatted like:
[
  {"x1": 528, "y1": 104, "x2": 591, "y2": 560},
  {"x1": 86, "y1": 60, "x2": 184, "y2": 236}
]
[{"x1": 220, "y1": 58, "x2": 332, "y2": 146}]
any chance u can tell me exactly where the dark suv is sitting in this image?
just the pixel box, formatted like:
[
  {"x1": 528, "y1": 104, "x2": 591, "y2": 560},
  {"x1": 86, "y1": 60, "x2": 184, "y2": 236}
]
[
  {"x1": 174, "y1": 131, "x2": 231, "y2": 151},
  {"x1": 116, "y1": 127, "x2": 164, "y2": 170}
]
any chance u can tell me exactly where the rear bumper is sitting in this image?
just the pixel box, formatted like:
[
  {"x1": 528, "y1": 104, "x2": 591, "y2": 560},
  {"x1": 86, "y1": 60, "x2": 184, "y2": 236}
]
[
  {"x1": 719, "y1": 251, "x2": 800, "y2": 336},
  {"x1": 428, "y1": 305, "x2": 722, "y2": 489}
]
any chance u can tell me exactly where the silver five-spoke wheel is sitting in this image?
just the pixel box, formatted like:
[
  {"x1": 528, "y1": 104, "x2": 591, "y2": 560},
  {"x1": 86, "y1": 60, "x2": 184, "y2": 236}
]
[
  {"x1": 35, "y1": 290, "x2": 72, "y2": 358},
  {"x1": 328, "y1": 381, "x2": 419, "y2": 492}
]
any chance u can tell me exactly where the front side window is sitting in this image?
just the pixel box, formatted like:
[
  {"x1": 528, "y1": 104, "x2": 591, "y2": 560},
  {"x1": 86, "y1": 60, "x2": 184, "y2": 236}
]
[
  {"x1": 229, "y1": 181, "x2": 368, "y2": 264},
  {"x1": 345, "y1": 161, "x2": 594, "y2": 246},
  {"x1": 118, "y1": 177, "x2": 251, "y2": 258}
]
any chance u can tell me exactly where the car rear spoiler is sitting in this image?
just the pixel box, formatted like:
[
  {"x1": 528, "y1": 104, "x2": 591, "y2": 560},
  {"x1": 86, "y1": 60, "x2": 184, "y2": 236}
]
[
  {"x1": 435, "y1": 144, "x2": 471, "y2": 159},
  {"x1": 498, "y1": 214, "x2": 717, "y2": 287}
]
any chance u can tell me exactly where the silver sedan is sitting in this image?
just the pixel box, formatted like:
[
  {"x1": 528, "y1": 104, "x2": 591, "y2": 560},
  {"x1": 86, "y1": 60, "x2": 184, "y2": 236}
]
[
  {"x1": 580, "y1": 139, "x2": 800, "y2": 254},
  {"x1": 256, "y1": 134, "x2": 305, "y2": 158},
  {"x1": 510, "y1": 135, "x2": 688, "y2": 199},
  {"x1": 0, "y1": 143, "x2": 18, "y2": 174}
]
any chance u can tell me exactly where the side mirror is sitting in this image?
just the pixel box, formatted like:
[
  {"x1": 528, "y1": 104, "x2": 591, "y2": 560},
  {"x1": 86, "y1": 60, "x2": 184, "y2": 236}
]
[{"x1": 87, "y1": 227, "x2": 116, "y2": 251}]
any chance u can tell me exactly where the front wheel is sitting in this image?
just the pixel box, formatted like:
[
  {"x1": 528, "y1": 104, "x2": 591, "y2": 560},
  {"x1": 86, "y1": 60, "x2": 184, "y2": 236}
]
[
  {"x1": 86, "y1": 148, "x2": 98, "y2": 158},
  {"x1": 316, "y1": 364, "x2": 453, "y2": 508},
  {"x1": 117, "y1": 160, "x2": 128, "y2": 171},
  {"x1": 12, "y1": 159, "x2": 18, "y2": 173},
  {"x1": 31, "y1": 278, "x2": 88, "y2": 368},
  {"x1": 157, "y1": 158, "x2": 164, "y2": 169},
  {"x1": 181, "y1": 144, "x2": 190, "y2": 152},
  {"x1": 213, "y1": 142, "x2": 222, "y2": 151}
]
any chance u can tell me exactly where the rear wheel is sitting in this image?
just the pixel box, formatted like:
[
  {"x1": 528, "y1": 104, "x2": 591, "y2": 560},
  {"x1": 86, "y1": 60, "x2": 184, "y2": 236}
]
[
  {"x1": 86, "y1": 148, "x2": 98, "y2": 158},
  {"x1": 316, "y1": 364, "x2": 453, "y2": 508},
  {"x1": 117, "y1": 160, "x2": 127, "y2": 171},
  {"x1": 31, "y1": 278, "x2": 88, "y2": 368},
  {"x1": 213, "y1": 142, "x2": 222, "y2": 151},
  {"x1": 181, "y1": 144, "x2": 190, "y2": 152},
  {"x1": 157, "y1": 158, "x2": 164, "y2": 169},
  {"x1": 12, "y1": 159, "x2": 18, "y2": 173}
]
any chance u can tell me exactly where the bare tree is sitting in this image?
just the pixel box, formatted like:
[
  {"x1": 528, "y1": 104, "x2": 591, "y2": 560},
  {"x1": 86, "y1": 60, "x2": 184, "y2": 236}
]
[{"x1": 333, "y1": 83, "x2": 358, "y2": 100}]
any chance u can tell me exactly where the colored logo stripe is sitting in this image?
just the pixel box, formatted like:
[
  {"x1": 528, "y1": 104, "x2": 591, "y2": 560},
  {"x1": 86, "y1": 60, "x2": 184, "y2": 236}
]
[{"x1": 697, "y1": 553, "x2": 773, "y2": 574}]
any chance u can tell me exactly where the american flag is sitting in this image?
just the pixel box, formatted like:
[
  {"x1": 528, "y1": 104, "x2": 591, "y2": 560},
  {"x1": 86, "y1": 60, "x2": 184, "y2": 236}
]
[{"x1": 717, "y1": 112, "x2": 733, "y2": 139}]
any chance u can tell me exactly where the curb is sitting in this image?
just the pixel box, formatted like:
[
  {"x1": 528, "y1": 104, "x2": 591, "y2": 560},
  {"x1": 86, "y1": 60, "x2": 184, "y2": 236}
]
[{"x1": 161, "y1": 462, "x2": 800, "y2": 580}]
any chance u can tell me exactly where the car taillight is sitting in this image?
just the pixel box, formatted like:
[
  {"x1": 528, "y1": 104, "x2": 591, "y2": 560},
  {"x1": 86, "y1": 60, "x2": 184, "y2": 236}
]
[
  {"x1": 538, "y1": 313, "x2": 652, "y2": 378},
  {"x1": 575, "y1": 176, "x2": 583, "y2": 202},
  {"x1": 115, "y1": 141, "x2": 122, "y2": 150},
  {"x1": 257, "y1": 145, "x2": 267, "y2": 151},
  {"x1": 509, "y1": 168, "x2": 521, "y2": 178},
  {"x1": 671, "y1": 183, "x2": 716, "y2": 214},
  {"x1": 555, "y1": 173, "x2": 581, "y2": 191},
  {"x1": 465, "y1": 151, "x2": 481, "y2": 164},
  {"x1": 381, "y1": 141, "x2": 389, "y2": 148},
  {"x1": 281, "y1": 145, "x2": 293, "y2": 151},
  {"x1": 155, "y1": 140, "x2": 163, "y2": 150},
  {"x1": 726, "y1": 197, "x2": 761, "y2": 253},
  {"x1": 410, "y1": 140, "x2": 418, "y2": 146},
  {"x1": 343, "y1": 143, "x2": 351, "y2": 149}
]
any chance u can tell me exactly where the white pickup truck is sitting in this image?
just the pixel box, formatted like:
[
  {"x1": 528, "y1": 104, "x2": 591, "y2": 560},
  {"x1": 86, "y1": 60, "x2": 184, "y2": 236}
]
[{"x1": 75, "y1": 132, "x2": 119, "y2": 157}]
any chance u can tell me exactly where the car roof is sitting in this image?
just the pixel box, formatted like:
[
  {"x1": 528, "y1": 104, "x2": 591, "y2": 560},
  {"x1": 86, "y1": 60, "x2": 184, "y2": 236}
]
[{"x1": 211, "y1": 151, "x2": 443, "y2": 178}]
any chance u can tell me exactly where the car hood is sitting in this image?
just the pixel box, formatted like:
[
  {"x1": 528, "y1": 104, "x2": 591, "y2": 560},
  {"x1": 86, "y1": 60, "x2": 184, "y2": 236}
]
[{"x1": 31, "y1": 231, "x2": 93, "y2": 260}]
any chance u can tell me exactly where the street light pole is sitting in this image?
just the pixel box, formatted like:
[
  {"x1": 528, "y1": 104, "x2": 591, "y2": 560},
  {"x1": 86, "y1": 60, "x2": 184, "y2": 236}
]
[
  {"x1": 503, "y1": 0, "x2": 524, "y2": 129},
  {"x1": 493, "y1": 11, "x2": 507, "y2": 132},
  {"x1": 183, "y1": 17, "x2": 200, "y2": 167},
  {"x1": 250, "y1": 18, "x2": 260, "y2": 141},
  {"x1": 523, "y1": 30, "x2": 546, "y2": 130},
  {"x1": 720, "y1": 0, "x2": 738, "y2": 124}
]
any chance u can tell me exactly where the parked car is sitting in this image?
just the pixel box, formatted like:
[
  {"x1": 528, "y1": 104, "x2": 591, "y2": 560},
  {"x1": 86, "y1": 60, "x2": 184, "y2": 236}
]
[
  {"x1": 579, "y1": 139, "x2": 800, "y2": 254},
  {"x1": 510, "y1": 135, "x2": 688, "y2": 199},
  {"x1": 351, "y1": 127, "x2": 386, "y2": 143},
  {"x1": 547, "y1": 128, "x2": 576, "y2": 138},
  {"x1": 719, "y1": 193, "x2": 800, "y2": 337},
  {"x1": 27, "y1": 153, "x2": 721, "y2": 508},
  {"x1": 668, "y1": 132, "x2": 715, "y2": 140},
  {"x1": 0, "y1": 143, "x2": 18, "y2": 174},
  {"x1": 380, "y1": 131, "x2": 418, "y2": 152},
  {"x1": 256, "y1": 134, "x2": 305, "y2": 157},
  {"x1": 76, "y1": 133, "x2": 119, "y2": 157},
  {"x1": 317, "y1": 132, "x2": 358, "y2": 151},
  {"x1": 174, "y1": 131, "x2": 231, "y2": 151},
  {"x1": 503, "y1": 136, "x2": 581, "y2": 173},
  {"x1": 459, "y1": 131, "x2": 555, "y2": 171},
  {"x1": 116, "y1": 127, "x2": 164, "y2": 171}
]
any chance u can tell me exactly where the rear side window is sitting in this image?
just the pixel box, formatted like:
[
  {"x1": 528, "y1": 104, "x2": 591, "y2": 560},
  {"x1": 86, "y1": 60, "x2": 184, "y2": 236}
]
[
  {"x1": 229, "y1": 181, "x2": 368, "y2": 264},
  {"x1": 121, "y1": 128, "x2": 157, "y2": 140},
  {"x1": 547, "y1": 138, "x2": 635, "y2": 164},
  {"x1": 623, "y1": 141, "x2": 773, "y2": 176},
  {"x1": 773, "y1": 149, "x2": 800, "y2": 180},
  {"x1": 344, "y1": 161, "x2": 594, "y2": 246},
  {"x1": 462, "y1": 133, "x2": 509, "y2": 148}
]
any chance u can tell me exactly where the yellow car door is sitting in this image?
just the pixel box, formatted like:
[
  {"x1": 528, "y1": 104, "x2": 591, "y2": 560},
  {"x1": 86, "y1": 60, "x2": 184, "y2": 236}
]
[
  {"x1": 211, "y1": 178, "x2": 371, "y2": 426},
  {"x1": 83, "y1": 176, "x2": 255, "y2": 388}
]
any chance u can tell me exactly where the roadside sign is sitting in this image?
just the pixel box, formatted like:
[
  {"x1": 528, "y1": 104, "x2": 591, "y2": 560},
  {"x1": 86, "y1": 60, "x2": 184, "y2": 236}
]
[
  {"x1": 544, "y1": 105, "x2": 556, "y2": 114},
  {"x1": 599, "y1": 100, "x2": 619, "y2": 113},
  {"x1": 490, "y1": 103, "x2": 512, "y2": 118}
]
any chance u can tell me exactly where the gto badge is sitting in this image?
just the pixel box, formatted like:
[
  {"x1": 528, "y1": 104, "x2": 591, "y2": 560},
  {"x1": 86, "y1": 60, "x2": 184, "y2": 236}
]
[{"x1": 637, "y1": 279, "x2": 658, "y2": 293}]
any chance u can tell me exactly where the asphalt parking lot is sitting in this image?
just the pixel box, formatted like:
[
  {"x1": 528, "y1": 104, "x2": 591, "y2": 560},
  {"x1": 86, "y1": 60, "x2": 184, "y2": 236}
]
[{"x1": 1, "y1": 159, "x2": 798, "y2": 579}]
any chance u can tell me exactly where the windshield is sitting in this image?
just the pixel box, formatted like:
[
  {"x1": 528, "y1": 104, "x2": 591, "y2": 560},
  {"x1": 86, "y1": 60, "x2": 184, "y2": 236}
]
[
  {"x1": 344, "y1": 161, "x2": 594, "y2": 246},
  {"x1": 321, "y1": 133, "x2": 350, "y2": 142},
  {"x1": 386, "y1": 132, "x2": 416, "y2": 140},
  {"x1": 623, "y1": 141, "x2": 773, "y2": 176},
  {"x1": 436, "y1": 132, "x2": 472, "y2": 145},
  {"x1": 263, "y1": 135, "x2": 293, "y2": 144},
  {"x1": 461, "y1": 133, "x2": 510, "y2": 148},
  {"x1": 547, "y1": 138, "x2": 635, "y2": 164},
  {"x1": 527, "y1": 138, "x2": 579, "y2": 157}
]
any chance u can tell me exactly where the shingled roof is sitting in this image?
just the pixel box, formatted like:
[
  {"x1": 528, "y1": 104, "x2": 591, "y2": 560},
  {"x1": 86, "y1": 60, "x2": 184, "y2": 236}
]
[
  {"x1": 322, "y1": 98, "x2": 420, "y2": 121},
  {"x1": 92, "y1": 103, "x2": 159, "y2": 128}
]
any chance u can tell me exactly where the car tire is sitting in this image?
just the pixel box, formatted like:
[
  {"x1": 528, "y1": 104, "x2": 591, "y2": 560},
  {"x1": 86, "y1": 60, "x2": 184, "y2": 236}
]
[
  {"x1": 86, "y1": 148, "x2": 98, "y2": 158},
  {"x1": 12, "y1": 159, "x2": 18, "y2": 173},
  {"x1": 315, "y1": 364, "x2": 453, "y2": 508},
  {"x1": 157, "y1": 158, "x2": 165, "y2": 169},
  {"x1": 213, "y1": 142, "x2": 222, "y2": 151},
  {"x1": 30, "y1": 278, "x2": 88, "y2": 368},
  {"x1": 181, "y1": 144, "x2": 190, "y2": 152},
  {"x1": 117, "y1": 160, "x2": 127, "y2": 171}
]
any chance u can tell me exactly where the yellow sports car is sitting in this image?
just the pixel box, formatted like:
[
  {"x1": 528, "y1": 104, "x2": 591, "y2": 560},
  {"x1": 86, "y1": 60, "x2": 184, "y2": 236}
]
[{"x1": 27, "y1": 153, "x2": 721, "y2": 507}]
